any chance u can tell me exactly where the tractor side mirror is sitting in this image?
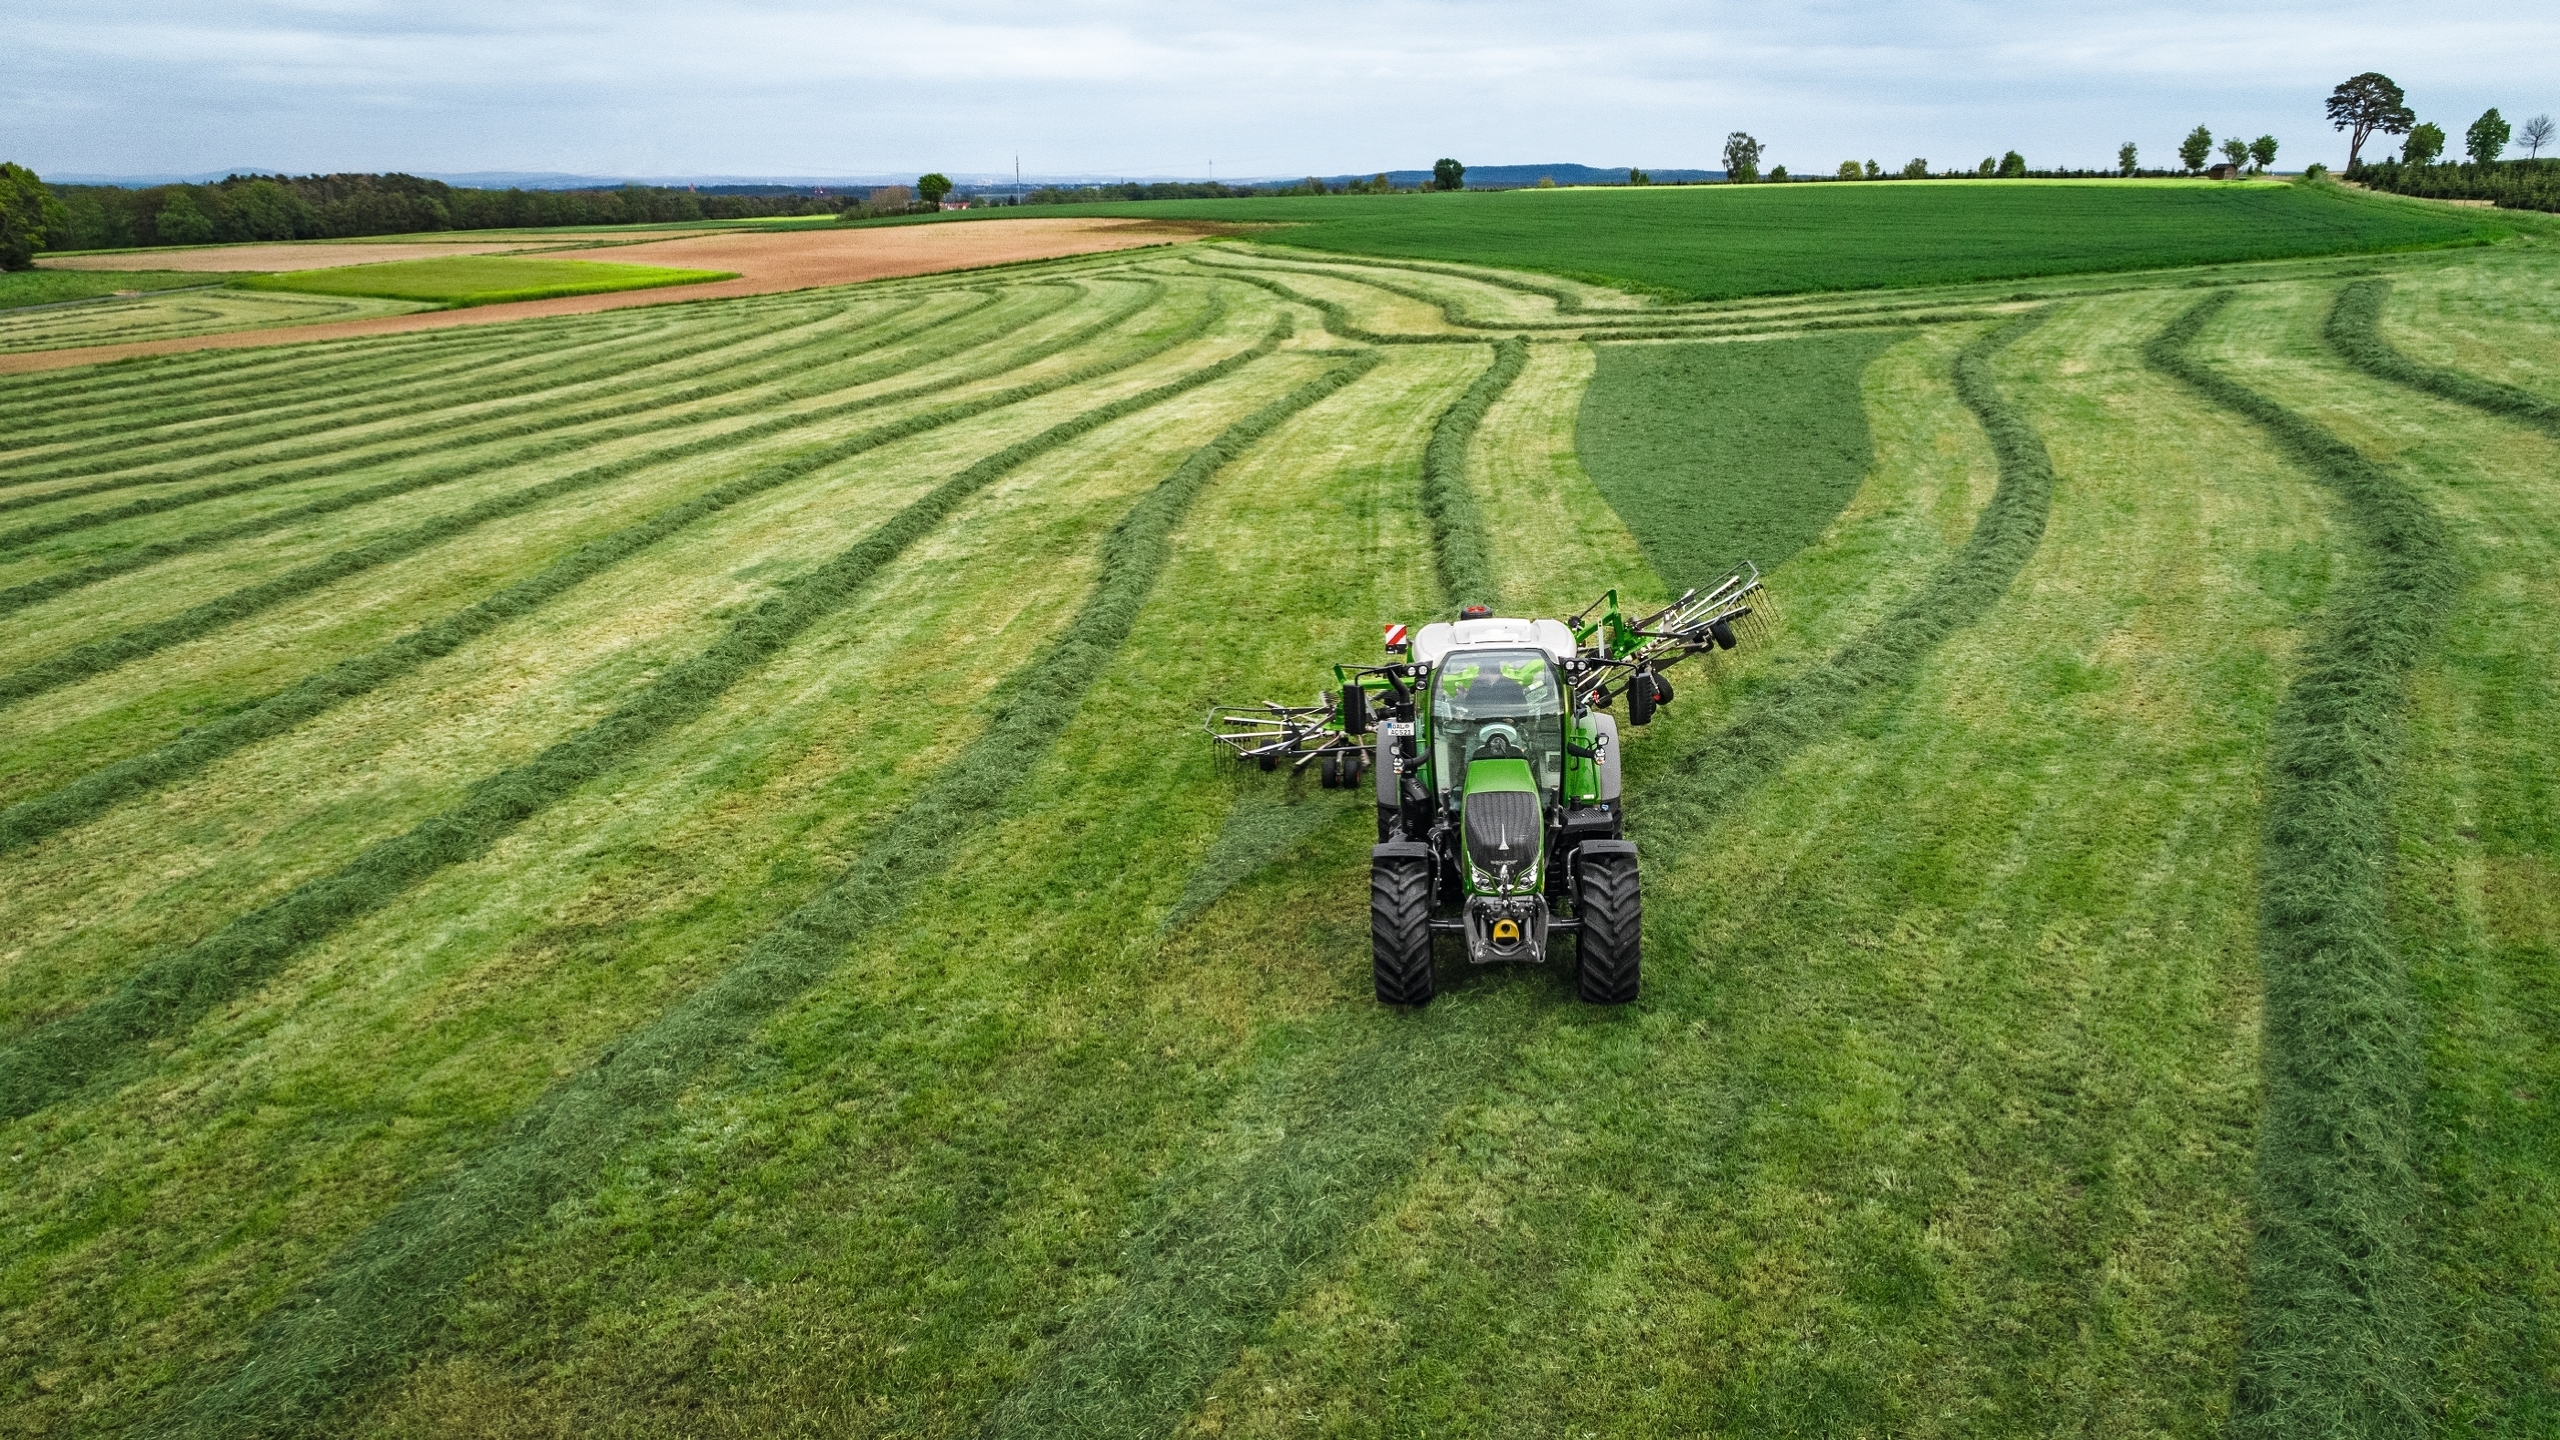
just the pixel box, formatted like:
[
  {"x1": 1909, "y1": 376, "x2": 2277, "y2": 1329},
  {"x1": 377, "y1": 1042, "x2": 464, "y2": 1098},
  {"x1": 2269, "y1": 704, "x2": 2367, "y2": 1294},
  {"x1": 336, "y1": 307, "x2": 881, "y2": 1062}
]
[
  {"x1": 1627, "y1": 670, "x2": 1657, "y2": 726},
  {"x1": 1341, "y1": 684, "x2": 1371, "y2": 735}
]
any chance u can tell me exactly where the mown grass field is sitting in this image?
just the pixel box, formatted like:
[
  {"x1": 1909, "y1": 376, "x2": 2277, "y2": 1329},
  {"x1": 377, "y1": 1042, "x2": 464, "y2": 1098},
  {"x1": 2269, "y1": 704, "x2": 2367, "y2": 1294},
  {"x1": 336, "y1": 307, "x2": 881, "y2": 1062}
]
[
  {"x1": 0, "y1": 271, "x2": 244, "y2": 310},
  {"x1": 234, "y1": 256, "x2": 737, "y2": 308},
  {"x1": 2, "y1": 207, "x2": 2556, "y2": 1437},
  {"x1": 870, "y1": 179, "x2": 2509, "y2": 300},
  {"x1": 0, "y1": 287, "x2": 428, "y2": 355}
]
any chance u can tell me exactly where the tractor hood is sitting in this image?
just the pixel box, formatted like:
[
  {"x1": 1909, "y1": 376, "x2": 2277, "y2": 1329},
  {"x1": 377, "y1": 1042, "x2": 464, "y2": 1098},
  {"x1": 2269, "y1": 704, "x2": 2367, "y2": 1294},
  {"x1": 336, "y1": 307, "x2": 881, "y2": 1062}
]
[{"x1": 1462, "y1": 758, "x2": 1542, "y2": 888}]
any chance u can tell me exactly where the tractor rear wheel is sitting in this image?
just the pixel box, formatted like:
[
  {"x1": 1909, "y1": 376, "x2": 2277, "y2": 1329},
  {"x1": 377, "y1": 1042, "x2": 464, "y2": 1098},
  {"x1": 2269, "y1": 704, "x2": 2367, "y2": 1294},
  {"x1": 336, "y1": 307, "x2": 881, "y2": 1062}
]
[
  {"x1": 1371, "y1": 843, "x2": 1434, "y2": 1005},
  {"x1": 1574, "y1": 841, "x2": 1641, "y2": 1004}
]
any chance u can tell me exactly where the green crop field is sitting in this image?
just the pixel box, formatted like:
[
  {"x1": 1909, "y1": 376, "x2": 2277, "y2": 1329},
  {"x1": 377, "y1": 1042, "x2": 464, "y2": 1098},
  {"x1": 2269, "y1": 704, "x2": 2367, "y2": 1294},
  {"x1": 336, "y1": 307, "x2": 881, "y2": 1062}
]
[
  {"x1": 870, "y1": 179, "x2": 2509, "y2": 301},
  {"x1": 234, "y1": 256, "x2": 737, "y2": 307},
  {"x1": 2, "y1": 205, "x2": 2557, "y2": 1438},
  {"x1": 0, "y1": 270, "x2": 243, "y2": 310}
]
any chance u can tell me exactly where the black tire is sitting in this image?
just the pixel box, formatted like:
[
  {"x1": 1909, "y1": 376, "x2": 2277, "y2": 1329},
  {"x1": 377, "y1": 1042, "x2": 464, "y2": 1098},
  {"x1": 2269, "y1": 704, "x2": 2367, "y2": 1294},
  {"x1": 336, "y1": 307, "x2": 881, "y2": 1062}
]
[
  {"x1": 1574, "y1": 841, "x2": 1641, "y2": 1004},
  {"x1": 1320, "y1": 752, "x2": 1341, "y2": 788},
  {"x1": 1371, "y1": 844, "x2": 1435, "y2": 1005}
]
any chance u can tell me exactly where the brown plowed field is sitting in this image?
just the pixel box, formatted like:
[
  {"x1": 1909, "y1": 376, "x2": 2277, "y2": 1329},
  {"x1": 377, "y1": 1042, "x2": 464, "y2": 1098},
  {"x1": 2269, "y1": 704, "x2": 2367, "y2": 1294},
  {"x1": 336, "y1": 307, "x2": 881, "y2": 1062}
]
[{"x1": 3, "y1": 219, "x2": 1197, "y2": 374}]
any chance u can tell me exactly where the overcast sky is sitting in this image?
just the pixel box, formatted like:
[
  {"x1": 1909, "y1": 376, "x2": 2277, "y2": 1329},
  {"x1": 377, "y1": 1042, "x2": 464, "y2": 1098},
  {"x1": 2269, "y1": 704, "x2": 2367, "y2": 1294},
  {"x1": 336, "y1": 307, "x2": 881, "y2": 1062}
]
[{"x1": 9, "y1": 1, "x2": 2555, "y2": 181}]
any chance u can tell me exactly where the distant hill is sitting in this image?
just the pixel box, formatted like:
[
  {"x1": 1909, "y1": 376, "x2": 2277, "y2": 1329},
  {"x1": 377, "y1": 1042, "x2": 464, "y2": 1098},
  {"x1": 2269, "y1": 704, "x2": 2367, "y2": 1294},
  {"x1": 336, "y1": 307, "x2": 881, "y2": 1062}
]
[
  {"x1": 1309, "y1": 163, "x2": 1723, "y2": 189},
  {"x1": 42, "y1": 164, "x2": 1722, "y2": 193}
]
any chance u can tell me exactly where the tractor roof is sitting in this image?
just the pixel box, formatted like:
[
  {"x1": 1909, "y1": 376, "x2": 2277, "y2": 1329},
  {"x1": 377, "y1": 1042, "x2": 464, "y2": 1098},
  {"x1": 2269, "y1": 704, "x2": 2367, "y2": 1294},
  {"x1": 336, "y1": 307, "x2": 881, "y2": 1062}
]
[{"x1": 1413, "y1": 617, "x2": 1576, "y2": 667}]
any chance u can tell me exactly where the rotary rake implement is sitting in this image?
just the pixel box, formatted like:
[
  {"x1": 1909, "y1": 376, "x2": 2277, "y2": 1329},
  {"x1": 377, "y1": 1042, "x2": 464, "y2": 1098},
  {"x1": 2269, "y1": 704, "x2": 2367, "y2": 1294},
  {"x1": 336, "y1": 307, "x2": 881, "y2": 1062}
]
[{"x1": 1205, "y1": 565, "x2": 1776, "y2": 1004}]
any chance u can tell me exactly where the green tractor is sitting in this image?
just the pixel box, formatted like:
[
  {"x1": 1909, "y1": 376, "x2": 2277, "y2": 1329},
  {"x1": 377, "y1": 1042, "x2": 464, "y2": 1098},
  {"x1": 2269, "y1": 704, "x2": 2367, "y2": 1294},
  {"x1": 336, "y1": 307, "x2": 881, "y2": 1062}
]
[{"x1": 1209, "y1": 567, "x2": 1772, "y2": 1005}]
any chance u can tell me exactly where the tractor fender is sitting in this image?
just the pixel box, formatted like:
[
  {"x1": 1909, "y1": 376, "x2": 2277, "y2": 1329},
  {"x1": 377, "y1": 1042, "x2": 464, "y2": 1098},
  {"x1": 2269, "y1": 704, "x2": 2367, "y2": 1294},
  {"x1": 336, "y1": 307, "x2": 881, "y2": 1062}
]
[
  {"x1": 1570, "y1": 836, "x2": 1637, "y2": 883},
  {"x1": 1588, "y1": 711, "x2": 1621, "y2": 802},
  {"x1": 1373, "y1": 840, "x2": 1433, "y2": 884},
  {"x1": 1375, "y1": 727, "x2": 1399, "y2": 806}
]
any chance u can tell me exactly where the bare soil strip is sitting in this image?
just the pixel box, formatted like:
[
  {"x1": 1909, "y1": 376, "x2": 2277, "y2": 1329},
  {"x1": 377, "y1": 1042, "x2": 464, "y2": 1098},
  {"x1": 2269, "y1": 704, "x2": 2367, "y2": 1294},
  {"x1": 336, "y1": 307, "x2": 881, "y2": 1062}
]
[{"x1": 3, "y1": 221, "x2": 1196, "y2": 375}]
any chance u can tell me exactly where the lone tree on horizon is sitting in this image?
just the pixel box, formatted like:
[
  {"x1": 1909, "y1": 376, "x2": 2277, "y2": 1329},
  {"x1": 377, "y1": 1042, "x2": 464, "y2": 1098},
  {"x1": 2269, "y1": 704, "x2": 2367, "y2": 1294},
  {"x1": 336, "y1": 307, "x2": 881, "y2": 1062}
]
[
  {"x1": 1432, "y1": 158, "x2": 1465, "y2": 190},
  {"x1": 2119, "y1": 141, "x2": 2138, "y2": 175},
  {"x1": 2327, "y1": 72, "x2": 2414, "y2": 169},
  {"x1": 2466, "y1": 108, "x2": 2511, "y2": 165},
  {"x1": 2523, "y1": 114, "x2": 2556, "y2": 160},
  {"x1": 2250, "y1": 134, "x2": 2279, "y2": 172},
  {"x1": 2220, "y1": 136, "x2": 2250, "y2": 173},
  {"x1": 1722, "y1": 132, "x2": 1763, "y2": 183},
  {"x1": 2179, "y1": 125, "x2": 2214, "y2": 173},
  {"x1": 917, "y1": 173, "x2": 952, "y2": 207}
]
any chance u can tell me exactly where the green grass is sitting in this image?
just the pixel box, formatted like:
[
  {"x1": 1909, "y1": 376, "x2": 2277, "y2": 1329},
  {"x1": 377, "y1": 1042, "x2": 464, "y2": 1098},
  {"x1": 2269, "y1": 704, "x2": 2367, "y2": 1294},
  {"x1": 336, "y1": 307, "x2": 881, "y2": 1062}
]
[
  {"x1": 0, "y1": 222, "x2": 2557, "y2": 1437},
  {"x1": 0, "y1": 270, "x2": 243, "y2": 309},
  {"x1": 0, "y1": 288, "x2": 428, "y2": 354},
  {"x1": 2213, "y1": 263, "x2": 2560, "y2": 1432},
  {"x1": 886, "y1": 181, "x2": 2502, "y2": 301},
  {"x1": 1576, "y1": 330, "x2": 1906, "y2": 589},
  {"x1": 2149, "y1": 291, "x2": 2461, "y2": 1437},
  {"x1": 234, "y1": 256, "x2": 734, "y2": 308}
]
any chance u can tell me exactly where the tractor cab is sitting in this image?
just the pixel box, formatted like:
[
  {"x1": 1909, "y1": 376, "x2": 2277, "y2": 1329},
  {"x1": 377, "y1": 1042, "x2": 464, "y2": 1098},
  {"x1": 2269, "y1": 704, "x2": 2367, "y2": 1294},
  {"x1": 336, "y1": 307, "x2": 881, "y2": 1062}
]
[{"x1": 1413, "y1": 621, "x2": 1578, "y2": 966}]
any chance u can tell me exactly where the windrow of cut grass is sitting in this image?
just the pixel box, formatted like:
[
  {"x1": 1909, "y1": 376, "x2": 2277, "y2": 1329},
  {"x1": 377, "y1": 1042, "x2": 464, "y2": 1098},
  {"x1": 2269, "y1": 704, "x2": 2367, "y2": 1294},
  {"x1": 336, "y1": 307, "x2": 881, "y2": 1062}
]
[
  {"x1": 0, "y1": 299, "x2": 969, "y2": 618},
  {"x1": 2208, "y1": 272, "x2": 2560, "y2": 1435},
  {"x1": 160, "y1": 339, "x2": 1374, "y2": 1439},
  {"x1": 0, "y1": 244, "x2": 1100, "y2": 446},
  {"x1": 1418, "y1": 336, "x2": 1526, "y2": 607},
  {"x1": 0, "y1": 325, "x2": 1363, "y2": 1439},
  {"x1": 0, "y1": 282, "x2": 1168, "y2": 709},
  {"x1": 0, "y1": 305, "x2": 654, "y2": 423},
  {"x1": 1638, "y1": 310, "x2": 2054, "y2": 834},
  {"x1": 2147, "y1": 290, "x2": 2462, "y2": 1440},
  {"x1": 1, "y1": 289, "x2": 875, "y2": 485},
  {"x1": 1216, "y1": 250, "x2": 2007, "y2": 339},
  {"x1": 0, "y1": 307, "x2": 1310, "y2": 1436},
  {"x1": 2325, "y1": 278, "x2": 2560, "y2": 436},
  {"x1": 1577, "y1": 329, "x2": 1905, "y2": 592},
  {"x1": 0, "y1": 286, "x2": 1019, "y2": 530},
  {"x1": 0, "y1": 290, "x2": 425, "y2": 356},
  {"x1": 0, "y1": 301, "x2": 710, "y2": 461},
  {"x1": 0, "y1": 292, "x2": 1237, "y2": 858},
  {"x1": 0, "y1": 309, "x2": 1284, "y2": 1126}
]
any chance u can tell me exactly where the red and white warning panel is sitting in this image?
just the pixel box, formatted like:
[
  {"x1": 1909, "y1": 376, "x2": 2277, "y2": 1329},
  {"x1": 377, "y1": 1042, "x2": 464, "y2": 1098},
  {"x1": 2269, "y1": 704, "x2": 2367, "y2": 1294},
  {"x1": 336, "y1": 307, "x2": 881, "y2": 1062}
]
[{"x1": 1383, "y1": 623, "x2": 1409, "y2": 649}]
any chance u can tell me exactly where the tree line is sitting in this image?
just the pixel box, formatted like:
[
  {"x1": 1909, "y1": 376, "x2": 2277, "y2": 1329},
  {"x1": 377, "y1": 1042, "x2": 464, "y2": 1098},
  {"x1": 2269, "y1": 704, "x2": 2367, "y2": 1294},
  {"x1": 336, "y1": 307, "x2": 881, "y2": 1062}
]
[
  {"x1": 2323, "y1": 72, "x2": 2558, "y2": 212},
  {"x1": 10, "y1": 170, "x2": 840, "y2": 259}
]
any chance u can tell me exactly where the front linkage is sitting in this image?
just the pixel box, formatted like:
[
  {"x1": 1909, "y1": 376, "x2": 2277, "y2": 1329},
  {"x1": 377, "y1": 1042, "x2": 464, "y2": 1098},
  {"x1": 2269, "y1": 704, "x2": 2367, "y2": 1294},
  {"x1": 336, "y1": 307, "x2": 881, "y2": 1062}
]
[{"x1": 1208, "y1": 565, "x2": 1774, "y2": 1004}]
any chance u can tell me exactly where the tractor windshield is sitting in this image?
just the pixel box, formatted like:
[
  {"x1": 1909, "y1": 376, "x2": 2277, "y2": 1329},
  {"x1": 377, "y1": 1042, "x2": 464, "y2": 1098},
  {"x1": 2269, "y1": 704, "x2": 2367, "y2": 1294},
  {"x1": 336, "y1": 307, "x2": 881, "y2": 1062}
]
[{"x1": 1430, "y1": 647, "x2": 1566, "y2": 803}]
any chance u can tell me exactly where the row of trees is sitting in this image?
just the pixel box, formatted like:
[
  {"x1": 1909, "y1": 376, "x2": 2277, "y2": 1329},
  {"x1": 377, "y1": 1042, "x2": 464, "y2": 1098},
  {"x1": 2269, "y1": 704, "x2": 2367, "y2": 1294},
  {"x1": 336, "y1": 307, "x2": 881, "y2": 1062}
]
[
  {"x1": 2323, "y1": 72, "x2": 2558, "y2": 211},
  {"x1": 1730, "y1": 135, "x2": 2129, "y2": 183},
  {"x1": 13, "y1": 169, "x2": 844, "y2": 256},
  {"x1": 2327, "y1": 72, "x2": 2552, "y2": 167}
]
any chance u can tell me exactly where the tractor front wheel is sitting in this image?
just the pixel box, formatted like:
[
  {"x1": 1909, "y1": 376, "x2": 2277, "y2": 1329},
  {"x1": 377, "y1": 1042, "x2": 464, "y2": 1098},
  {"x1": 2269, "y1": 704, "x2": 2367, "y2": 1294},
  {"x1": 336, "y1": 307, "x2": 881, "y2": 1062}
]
[
  {"x1": 1371, "y1": 843, "x2": 1434, "y2": 1005},
  {"x1": 1574, "y1": 841, "x2": 1641, "y2": 1004}
]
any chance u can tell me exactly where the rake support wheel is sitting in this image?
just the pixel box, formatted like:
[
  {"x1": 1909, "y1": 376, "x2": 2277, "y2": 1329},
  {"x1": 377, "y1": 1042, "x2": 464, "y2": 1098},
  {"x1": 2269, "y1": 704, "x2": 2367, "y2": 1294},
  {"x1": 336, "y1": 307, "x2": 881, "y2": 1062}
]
[
  {"x1": 1574, "y1": 840, "x2": 1641, "y2": 1004},
  {"x1": 1371, "y1": 842, "x2": 1435, "y2": 1005}
]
